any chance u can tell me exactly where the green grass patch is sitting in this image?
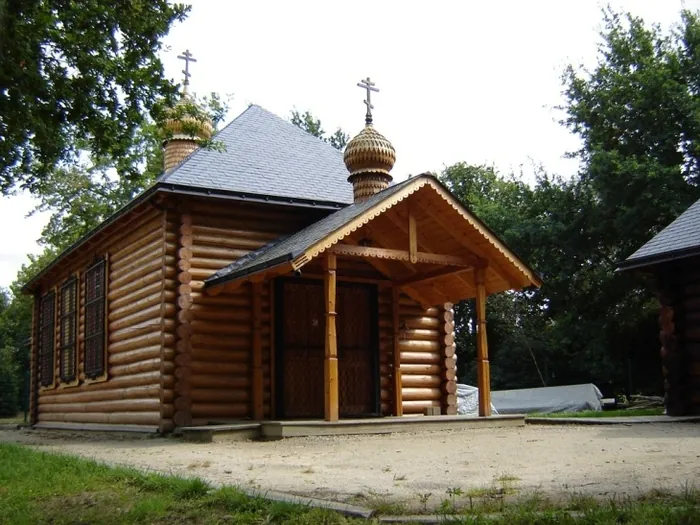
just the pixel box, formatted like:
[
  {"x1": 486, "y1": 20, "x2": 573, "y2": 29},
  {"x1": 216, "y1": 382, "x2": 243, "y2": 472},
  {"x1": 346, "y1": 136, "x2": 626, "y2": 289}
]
[
  {"x1": 0, "y1": 413, "x2": 24, "y2": 425},
  {"x1": 0, "y1": 443, "x2": 361, "y2": 524},
  {"x1": 531, "y1": 407, "x2": 664, "y2": 418}
]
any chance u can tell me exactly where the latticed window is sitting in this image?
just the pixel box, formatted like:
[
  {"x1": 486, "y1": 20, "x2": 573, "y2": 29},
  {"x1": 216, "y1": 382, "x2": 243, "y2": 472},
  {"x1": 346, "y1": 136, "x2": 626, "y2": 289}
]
[
  {"x1": 38, "y1": 291, "x2": 56, "y2": 387},
  {"x1": 59, "y1": 278, "x2": 78, "y2": 383},
  {"x1": 84, "y1": 259, "x2": 106, "y2": 379}
]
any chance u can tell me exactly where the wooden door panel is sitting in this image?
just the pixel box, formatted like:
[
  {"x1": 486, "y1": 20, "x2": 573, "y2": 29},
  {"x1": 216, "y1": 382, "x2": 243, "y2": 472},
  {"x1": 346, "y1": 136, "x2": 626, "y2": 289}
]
[
  {"x1": 278, "y1": 280, "x2": 378, "y2": 419},
  {"x1": 337, "y1": 286, "x2": 375, "y2": 416},
  {"x1": 281, "y1": 282, "x2": 324, "y2": 418}
]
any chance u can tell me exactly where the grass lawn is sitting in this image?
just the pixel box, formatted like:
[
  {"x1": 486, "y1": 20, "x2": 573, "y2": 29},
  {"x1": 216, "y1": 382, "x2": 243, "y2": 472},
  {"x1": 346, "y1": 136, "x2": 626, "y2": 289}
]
[
  {"x1": 0, "y1": 443, "x2": 359, "y2": 524},
  {"x1": 0, "y1": 413, "x2": 25, "y2": 425},
  {"x1": 0, "y1": 442, "x2": 698, "y2": 524},
  {"x1": 531, "y1": 407, "x2": 664, "y2": 418}
]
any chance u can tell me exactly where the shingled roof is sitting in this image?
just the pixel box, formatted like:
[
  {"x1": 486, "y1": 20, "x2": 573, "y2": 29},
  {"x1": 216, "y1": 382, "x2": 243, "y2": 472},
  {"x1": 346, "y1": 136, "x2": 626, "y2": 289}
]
[
  {"x1": 205, "y1": 178, "x2": 414, "y2": 287},
  {"x1": 619, "y1": 198, "x2": 700, "y2": 271},
  {"x1": 24, "y1": 105, "x2": 354, "y2": 292},
  {"x1": 159, "y1": 104, "x2": 353, "y2": 206}
]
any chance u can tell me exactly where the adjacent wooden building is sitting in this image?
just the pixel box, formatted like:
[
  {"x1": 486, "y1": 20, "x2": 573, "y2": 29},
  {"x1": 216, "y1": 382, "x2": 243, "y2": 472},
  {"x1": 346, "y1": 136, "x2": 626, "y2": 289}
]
[
  {"x1": 24, "y1": 94, "x2": 541, "y2": 433},
  {"x1": 618, "y1": 198, "x2": 700, "y2": 415}
]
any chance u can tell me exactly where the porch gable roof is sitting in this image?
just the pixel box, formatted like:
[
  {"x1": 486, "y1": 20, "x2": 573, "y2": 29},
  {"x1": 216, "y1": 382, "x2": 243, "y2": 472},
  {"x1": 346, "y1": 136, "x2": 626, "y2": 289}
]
[{"x1": 204, "y1": 174, "x2": 542, "y2": 303}]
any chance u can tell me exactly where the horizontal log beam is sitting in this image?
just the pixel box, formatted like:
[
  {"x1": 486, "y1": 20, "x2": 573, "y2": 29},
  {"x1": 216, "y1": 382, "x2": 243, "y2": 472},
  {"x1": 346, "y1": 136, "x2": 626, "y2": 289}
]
[
  {"x1": 329, "y1": 244, "x2": 473, "y2": 267},
  {"x1": 396, "y1": 266, "x2": 473, "y2": 287}
]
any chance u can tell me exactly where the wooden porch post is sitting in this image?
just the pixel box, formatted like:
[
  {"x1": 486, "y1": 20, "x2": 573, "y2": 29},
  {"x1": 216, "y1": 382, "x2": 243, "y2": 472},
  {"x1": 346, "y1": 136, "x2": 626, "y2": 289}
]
[
  {"x1": 392, "y1": 286, "x2": 403, "y2": 416},
  {"x1": 324, "y1": 252, "x2": 339, "y2": 421},
  {"x1": 251, "y1": 282, "x2": 264, "y2": 420},
  {"x1": 475, "y1": 266, "x2": 492, "y2": 417}
]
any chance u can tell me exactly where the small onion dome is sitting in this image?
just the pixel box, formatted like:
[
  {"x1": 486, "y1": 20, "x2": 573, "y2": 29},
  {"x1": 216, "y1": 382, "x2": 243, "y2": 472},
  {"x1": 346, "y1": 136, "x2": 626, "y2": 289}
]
[
  {"x1": 343, "y1": 124, "x2": 396, "y2": 202},
  {"x1": 162, "y1": 96, "x2": 214, "y2": 142},
  {"x1": 162, "y1": 96, "x2": 214, "y2": 174},
  {"x1": 343, "y1": 124, "x2": 396, "y2": 177}
]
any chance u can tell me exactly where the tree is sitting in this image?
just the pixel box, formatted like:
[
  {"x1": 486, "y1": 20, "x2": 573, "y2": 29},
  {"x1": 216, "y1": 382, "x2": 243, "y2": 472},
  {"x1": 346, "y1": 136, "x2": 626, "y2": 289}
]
[
  {"x1": 562, "y1": 8, "x2": 700, "y2": 257},
  {"x1": 290, "y1": 110, "x2": 349, "y2": 150},
  {"x1": 557, "y1": 7, "x2": 700, "y2": 394},
  {"x1": 32, "y1": 92, "x2": 230, "y2": 252},
  {"x1": 0, "y1": 0, "x2": 190, "y2": 194}
]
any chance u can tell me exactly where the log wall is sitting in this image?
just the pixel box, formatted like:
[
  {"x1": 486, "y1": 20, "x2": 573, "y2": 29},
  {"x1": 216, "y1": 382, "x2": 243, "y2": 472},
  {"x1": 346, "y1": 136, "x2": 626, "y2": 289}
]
[
  {"x1": 35, "y1": 206, "x2": 174, "y2": 430},
  {"x1": 174, "y1": 199, "x2": 323, "y2": 424},
  {"x1": 659, "y1": 261, "x2": 700, "y2": 416},
  {"x1": 379, "y1": 290, "x2": 454, "y2": 415}
]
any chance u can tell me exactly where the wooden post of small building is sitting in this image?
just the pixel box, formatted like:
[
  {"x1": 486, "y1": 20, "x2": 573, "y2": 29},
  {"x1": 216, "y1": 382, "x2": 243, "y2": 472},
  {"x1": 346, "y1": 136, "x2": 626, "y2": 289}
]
[
  {"x1": 251, "y1": 282, "x2": 264, "y2": 420},
  {"x1": 392, "y1": 286, "x2": 403, "y2": 416},
  {"x1": 475, "y1": 266, "x2": 491, "y2": 417},
  {"x1": 324, "y1": 252, "x2": 339, "y2": 422}
]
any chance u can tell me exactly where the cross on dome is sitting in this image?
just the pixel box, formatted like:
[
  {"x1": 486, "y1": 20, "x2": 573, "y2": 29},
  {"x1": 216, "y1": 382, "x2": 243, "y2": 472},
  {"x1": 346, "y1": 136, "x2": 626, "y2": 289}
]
[
  {"x1": 177, "y1": 49, "x2": 197, "y2": 94},
  {"x1": 357, "y1": 77, "x2": 379, "y2": 125}
]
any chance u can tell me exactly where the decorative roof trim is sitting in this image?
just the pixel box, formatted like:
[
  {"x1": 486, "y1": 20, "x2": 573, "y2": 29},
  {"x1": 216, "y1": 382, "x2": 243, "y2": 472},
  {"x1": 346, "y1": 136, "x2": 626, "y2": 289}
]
[
  {"x1": 293, "y1": 176, "x2": 541, "y2": 288},
  {"x1": 205, "y1": 174, "x2": 542, "y2": 291}
]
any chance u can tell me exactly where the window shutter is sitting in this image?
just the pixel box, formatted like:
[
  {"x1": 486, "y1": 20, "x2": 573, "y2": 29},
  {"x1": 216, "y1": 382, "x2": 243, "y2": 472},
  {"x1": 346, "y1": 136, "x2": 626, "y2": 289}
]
[
  {"x1": 39, "y1": 291, "x2": 56, "y2": 387},
  {"x1": 59, "y1": 278, "x2": 78, "y2": 383},
  {"x1": 84, "y1": 259, "x2": 106, "y2": 379}
]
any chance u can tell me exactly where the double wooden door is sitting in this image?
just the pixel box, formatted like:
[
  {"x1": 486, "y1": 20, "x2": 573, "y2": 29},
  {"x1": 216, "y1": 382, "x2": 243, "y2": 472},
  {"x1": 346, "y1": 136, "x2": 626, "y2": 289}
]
[{"x1": 276, "y1": 280, "x2": 378, "y2": 418}]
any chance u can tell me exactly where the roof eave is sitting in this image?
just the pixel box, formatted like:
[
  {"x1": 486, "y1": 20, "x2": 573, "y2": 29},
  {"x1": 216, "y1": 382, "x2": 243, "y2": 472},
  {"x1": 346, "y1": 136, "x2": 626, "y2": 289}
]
[
  {"x1": 204, "y1": 252, "x2": 299, "y2": 288},
  {"x1": 617, "y1": 245, "x2": 700, "y2": 273},
  {"x1": 22, "y1": 184, "x2": 161, "y2": 294},
  {"x1": 157, "y1": 183, "x2": 349, "y2": 211},
  {"x1": 22, "y1": 181, "x2": 351, "y2": 294}
]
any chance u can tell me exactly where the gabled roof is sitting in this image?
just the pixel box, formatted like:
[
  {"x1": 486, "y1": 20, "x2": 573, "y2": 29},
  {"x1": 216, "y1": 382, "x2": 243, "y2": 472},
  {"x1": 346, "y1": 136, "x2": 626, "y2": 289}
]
[
  {"x1": 23, "y1": 105, "x2": 353, "y2": 292},
  {"x1": 619, "y1": 198, "x2": 700, "y2": 271},
  {"x1": 206, "y1": 178, "x2": 414, "y2": 287},
  {"x1": 205, "y1": 175, "x2": 543, "y2": 304},
  {"x1": 159, "y1": 104, "x2": 353, "y2": 206}
]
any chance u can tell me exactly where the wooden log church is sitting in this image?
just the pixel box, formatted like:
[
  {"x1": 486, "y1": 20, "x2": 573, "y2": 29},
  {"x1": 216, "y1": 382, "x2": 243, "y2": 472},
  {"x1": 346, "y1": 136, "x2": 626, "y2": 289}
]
[{"x1": 24, "y1": 67, "x2": 541, "y2": 432}]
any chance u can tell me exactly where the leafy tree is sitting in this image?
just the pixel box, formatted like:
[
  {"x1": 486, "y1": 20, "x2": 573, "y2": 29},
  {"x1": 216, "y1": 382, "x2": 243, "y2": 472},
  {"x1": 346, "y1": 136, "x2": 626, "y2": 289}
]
[
  {"x1": 32, "y1": 93, "x2": 230, "y2": 252},
  {"x1": 562, "y1": 8, "x2": 700, "y2": 256},
  {"x1": 290, "y1": 110, "x2": 349, "y2": 150},
  {"x1": 0, "y1": 0, "x2": 190, "y2": 194}
]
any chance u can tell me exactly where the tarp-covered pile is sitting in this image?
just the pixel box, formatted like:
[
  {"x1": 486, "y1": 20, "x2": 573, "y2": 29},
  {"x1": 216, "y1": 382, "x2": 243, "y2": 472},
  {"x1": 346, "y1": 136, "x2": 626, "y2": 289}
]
[
  {"x1": 456, "y1": 384, "x2": 499, "y2": 415},
  {"x1": 456, "y1": 383, "x2": 603, "y2": 415},
  {"x1": 491, "y1": 383, "x2": 603, "y2": 414}
]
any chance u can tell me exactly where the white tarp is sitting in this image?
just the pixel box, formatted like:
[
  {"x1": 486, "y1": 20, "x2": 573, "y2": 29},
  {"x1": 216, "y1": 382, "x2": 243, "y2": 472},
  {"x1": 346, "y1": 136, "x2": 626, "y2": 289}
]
[
  {"x1": 456, "y1": 384, "x2": 499, "y2": 416},
  {"x1": 490, "y1": 383, "x2": 603, "y2": 414}
]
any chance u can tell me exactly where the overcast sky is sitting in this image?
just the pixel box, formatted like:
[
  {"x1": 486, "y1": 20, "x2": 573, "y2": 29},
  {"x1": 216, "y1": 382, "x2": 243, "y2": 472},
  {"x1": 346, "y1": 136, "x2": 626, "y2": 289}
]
[{"x1": 1, "y1": 0, "x2": 697, "y2": 289}]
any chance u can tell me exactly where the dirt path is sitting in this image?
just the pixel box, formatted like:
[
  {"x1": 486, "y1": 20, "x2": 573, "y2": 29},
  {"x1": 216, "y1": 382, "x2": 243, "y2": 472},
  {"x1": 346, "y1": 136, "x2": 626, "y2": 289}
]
[{"x1": 2, "y1": 423, "x2": 699, "y2": 511}]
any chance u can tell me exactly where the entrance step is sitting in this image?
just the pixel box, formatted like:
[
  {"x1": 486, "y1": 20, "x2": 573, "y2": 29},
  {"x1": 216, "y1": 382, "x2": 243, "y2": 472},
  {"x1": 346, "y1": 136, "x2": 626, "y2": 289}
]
[{"x1": 178, "y1": 423, "x2": 261, "y2": 443}]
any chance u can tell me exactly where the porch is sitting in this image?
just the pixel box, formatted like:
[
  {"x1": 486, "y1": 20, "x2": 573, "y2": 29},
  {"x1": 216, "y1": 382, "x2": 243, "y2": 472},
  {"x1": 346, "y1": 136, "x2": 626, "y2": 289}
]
[
  {"x1": 179, "y1": 414, "x2": 525, "y2": 442},
  {"x1": 203, "y1": 175, "x2": 542, "y2": 424}
]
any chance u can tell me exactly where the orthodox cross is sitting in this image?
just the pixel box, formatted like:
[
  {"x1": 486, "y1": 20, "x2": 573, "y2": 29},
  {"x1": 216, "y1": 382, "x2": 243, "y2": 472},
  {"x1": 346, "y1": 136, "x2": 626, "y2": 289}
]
[
  {"x1": 357, "y1": 77, "x2": 379, "y2": 124},
  {"x1": 177, "y1": 49, "x2": 197, "y2": 92}
]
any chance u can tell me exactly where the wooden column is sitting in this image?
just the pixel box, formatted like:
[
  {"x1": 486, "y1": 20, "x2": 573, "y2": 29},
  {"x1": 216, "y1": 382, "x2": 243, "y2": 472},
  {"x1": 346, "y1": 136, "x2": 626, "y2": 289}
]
[
  {"x1": 442, "y1": 303, "x2": 458, "y2": 415},
  {"x1": 392, "y1": 286, "x2": 403, "y2": 416},
  {"x1": 475, "y1": 266, "x2": 491, "y2": 417},
  {"x1": 251, "y1": 282, "x2": 264, "y2": 420},
  {"x1": 173, "y1": 206, "x2": 193, "y2": 427},
  {"x1": 324, "y1": 252, "x2": 339, "y2": 422}
]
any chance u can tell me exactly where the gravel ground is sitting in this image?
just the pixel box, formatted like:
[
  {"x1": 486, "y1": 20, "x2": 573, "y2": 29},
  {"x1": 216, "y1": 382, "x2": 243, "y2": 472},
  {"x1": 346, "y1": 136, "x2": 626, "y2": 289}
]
[{"x1": 2, "y1": 423, "x2": 699, "y2": 511}]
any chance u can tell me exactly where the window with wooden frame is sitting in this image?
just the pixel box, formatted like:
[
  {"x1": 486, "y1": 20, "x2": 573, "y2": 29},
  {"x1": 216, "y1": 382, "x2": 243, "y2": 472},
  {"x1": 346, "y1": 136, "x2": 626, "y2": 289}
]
[
  {"x1": 59, "y1": 277, "x2": 78, "y2": 384},
  {"x1": 84, "y1": 258, "x2": 107, "y2": 380},
  {"x1": 38, "y1": 291, "x2": 56, "y2": 388}
]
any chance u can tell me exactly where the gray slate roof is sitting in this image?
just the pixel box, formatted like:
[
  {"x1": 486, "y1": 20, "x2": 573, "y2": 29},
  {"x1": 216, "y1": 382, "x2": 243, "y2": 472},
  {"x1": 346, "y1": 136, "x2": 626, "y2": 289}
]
[
  {"x1": 159, "y1": 104, "x2": 353, "y2": 206},
  {"x1": 620, "y1": 198, "x2": 700, "y2": 270},
  {"x1": 205, "y1": 177, "x2": 416, "y2": 287}
]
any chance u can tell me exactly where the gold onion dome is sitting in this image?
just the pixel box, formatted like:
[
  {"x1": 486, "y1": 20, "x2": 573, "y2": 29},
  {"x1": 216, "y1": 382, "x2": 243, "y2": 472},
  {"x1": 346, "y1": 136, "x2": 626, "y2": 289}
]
[
  {"x1": 344, "y1": 77, "x2": 396, "y2": 202},
  {"x1": 343, "y1": 124, "x2": 396, "y2": 177},
  {"x1": 162, "y1": 94, "x2": 213, "y2": 174},
  {"x1": 163, "y1": 95, "x2": 214, "y2": 142}
]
